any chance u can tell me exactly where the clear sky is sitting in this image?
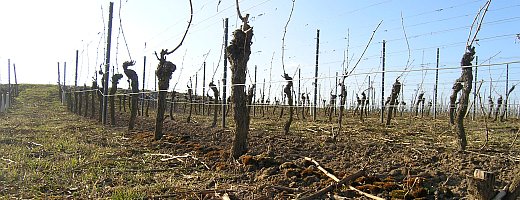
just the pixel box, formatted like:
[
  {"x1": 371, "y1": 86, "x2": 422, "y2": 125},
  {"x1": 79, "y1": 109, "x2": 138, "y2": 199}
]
[{"x1": 0, "y1": 0, "x2": 519, "y2": 107}]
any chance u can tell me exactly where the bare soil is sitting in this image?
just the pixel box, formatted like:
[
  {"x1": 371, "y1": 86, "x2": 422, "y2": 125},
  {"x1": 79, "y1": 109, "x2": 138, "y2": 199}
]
[
  {"x1": 116, "y1": 100, "x2": 520, "y2": 199},
  {"x1": 1, "y1": 84, "x2": 519, "y2": 199}
]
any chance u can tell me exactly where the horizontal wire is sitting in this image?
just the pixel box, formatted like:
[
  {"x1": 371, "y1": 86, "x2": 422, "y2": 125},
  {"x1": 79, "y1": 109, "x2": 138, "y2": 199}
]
[
  {"x1": 62, "y1": 60, "x2": 520, "y2": 96},
  {"x1": 63, "y1": 96, "x2": 520, "y2": 110},
  {"x1": 94, "y1": 1, "x2": 519, "y2": 94},
  {"x1": 280, "y1": 33, "x2": 518, "y2": 70}
]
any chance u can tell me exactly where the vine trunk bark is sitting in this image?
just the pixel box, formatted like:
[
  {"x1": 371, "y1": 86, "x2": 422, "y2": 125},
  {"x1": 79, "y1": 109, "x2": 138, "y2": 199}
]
[
  {"x1": 109, "y1": 74, "x2": 123, "y2": 125},
  {"x1": 449, "y1": 46, "x2": 475, "y2": 151},
  {"x1": 122, "y1": 61, "x2": 139, "y2": 131},
  {"x1": 227, "y1": 22, "x2": 253, "y2": 159},
  {"x1": 337, "y1": 82, "x2": 346, "y2": 140},
  {"x1": 209, "y1": 82, "x2": 220, "y2": 127},
  {"x1": 169, "y1": 90, "x2": 176, "y2": 120},
  {"x1": 386, "y1": 80, "x2": 401, "y2": 126},
  {"x1": 283, "y1": 74, "x2": 293, "y2": 134},
  {"x1": 155, "y1": 60, "x2": 176, "y2": 140},
  {"x1": 187, "y1": 88, "x2": 193, "y2": 123}
]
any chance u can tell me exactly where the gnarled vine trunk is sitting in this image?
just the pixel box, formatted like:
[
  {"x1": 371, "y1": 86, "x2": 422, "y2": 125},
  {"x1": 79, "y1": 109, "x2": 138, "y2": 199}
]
[
  {"x1": 145, "y1": 95, "x2": 150, "y2": 117},
  {"x1": 415, "y1": 92, "x2": 425, "y2": 116},
  {"x1": 301, "y1": 94, "x2": 306, "y2": 119},
  {"x1": 98, "y1": 72, "x2": 106, "y2": 122},
  {"x1": 109, "y1": 74, "x2": 123, "y2": 125},
  {"x1": 122, "y1": 61, "x2": 139, "y2": 131},
  {"x1": 449, "y1": 46, "x2": 475, "y2": 151},
  {"x1": 501, "y1": 86, "x2": 516, "y2": 122},
  {"x1": 337, "y1": 82, "x2": 346, "y2": 140},
  {"x1": 449, "y1": 83, "x2": 462, "y2": 124},
  {"x1": 155, "y1": 60, "x2": 176, "y2": 140},
  {"x1": 227, "y1": 21, "x2": 253, "y2": 159},
  {"x1": 97, "y1": 87, "x2": 103, "y2": 122},
  {"x1": 283, "y1": 74, "x2": 293, "y2": 134},
  {"x1": 360, "y1": 92, "x2": 366, "y2": 122},
  {"x1": 169, "y1": 90, "x2": 176, "y2": 120},
  {"x1": 328, "y1": 94, "x2": 336, "y2": 122},
  {"x1": 354, "y1": 95, "x2": 361, "y2": 115},
  {"x1": 494, "y1": 95, "x2": 503, "y2": 121},
  {"x1": 247, "y1": 84, "x2": 255, "y2": 114},
  {"x1": 118, "y1": 96, "x2": 122, "y2": 112},
  {"x1": 74, "y1": 87, "x2": 79, "y2": 114},
  {"x1": 78, "y1": 86, "x2": 83, "y2": 115},
  {"x1": 84, "y1": 84, "x2": 88, "y2": 117},
  {"x1": 209, "y1": 82, "x2": 220, "y2": 127},
  {"x1": 187, "y1": 88, "x2": 193, "y2": 123},
  {"x1": 91, "y1": 82, "x2": 97, "y2": 119},
  {"x1": 487, "y1": 96, "x2": 494, "y2": 119},
  {"x1": 386, "y1": 79, "x2": 401, "y2": 126}
]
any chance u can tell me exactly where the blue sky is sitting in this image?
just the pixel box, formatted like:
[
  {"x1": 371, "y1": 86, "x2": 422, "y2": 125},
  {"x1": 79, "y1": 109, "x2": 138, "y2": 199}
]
[{"x1": 0, "y1": 0, "x2": 519, "y2": 107}]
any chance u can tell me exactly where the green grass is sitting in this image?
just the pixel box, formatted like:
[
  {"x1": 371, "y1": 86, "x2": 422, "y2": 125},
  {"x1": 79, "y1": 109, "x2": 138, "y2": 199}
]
[
  {"x1": 0, "y1": 85, "x2": 192, "y2": 199},
  {"x1": 0, "y1": 85, "x2": 112, "y2": 198},
  {"x1": 110, "y1": 187, "x2": 146, "y2": 200}
]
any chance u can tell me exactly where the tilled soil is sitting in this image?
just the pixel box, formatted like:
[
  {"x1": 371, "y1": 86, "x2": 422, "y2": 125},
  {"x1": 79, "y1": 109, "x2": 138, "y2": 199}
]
[
  {"x1": 3, "y1": 85, "x2": 518, "y2": 199},
  {"x1": 114, "y1": 108, "x2": 520, "y2": 199}
]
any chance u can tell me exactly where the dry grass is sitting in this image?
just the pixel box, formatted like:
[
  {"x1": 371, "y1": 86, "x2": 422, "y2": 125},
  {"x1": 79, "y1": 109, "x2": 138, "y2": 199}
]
[
  {"x1": 1, "y1": 84, "x2": 519, "y2": 199},
  {"x1": 0, "y1": 85, "x2": 217, "y2": 199}
]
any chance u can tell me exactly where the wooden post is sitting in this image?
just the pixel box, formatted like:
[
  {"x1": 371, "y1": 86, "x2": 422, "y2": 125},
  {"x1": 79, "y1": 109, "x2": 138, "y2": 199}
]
[
  {"x1": 195, "y1": 73, "x2": 198, "y2": 114},
  {"x1": 513, "y1": 99, "x2": 520, "y2": 119},
  {"x1": 335, "y1": 71, "x2": 338, "y2": 115},
  {"x1": 102, "y1": 1, "x2": 114, "y2": 125},
  {"x1": 222, "y1": 18, "x2": 228, "y2": 128},
  {"x1": 64, "y1": 62, "x2": 67, "y2": 106},
  {"x1": 298, "y1": 68, "x2": 301, "y2": 118},
  {"x1": 78, "y1": 86, "x2": 83, "y2": 115},
  {"x1": 372, "y1": 77, "x2": 375, "y2": 113},
  {"x1": 63, "y1": 62, "x2": 66, "y2": 87},
  {"x1": 318, "y1": 83, "x2": 321, "y2": 115},
  {"x1": 1, "y1": 93, "x2": 4, "y2": 112},
  {"x1": 401, "y1": 81, "x2": 405, "y2": 117},
  {"x1": 8, "y1": 59, "x2": 11, "y2": 105},
  {"x1": 84, "y1": 84, "x2": 88, "y2": 117},
  {"x1": 467, "y1": 169, "x2": 496, "y2": 200},
  {"x1": 313, "y1": 29, "x2": 319, "y2": 121},
  {"x1": 262, "y1": 78, "x2": 266, "y2": 117},
  {"x1": 74, "y1": 49, "x2": 79, "y2": 114},
  {"x1": 202, "y1": 62, "x2": 206, "y2": 115},
  {"x1": 505, "y1": 63, "x2": 509, "y2": 119},
  {"x1": 367, "y1": 75, "x2": 371, "y2": 114},
  {"x1": 473, "y1": 56, "x2": 478, "y2": 120},
  {"x1": 380, "y1": 40, "x2": 385, "y2": 123},
  {"x1": 92, "y1": 73, "x2": 97, "y2": 119},
  {"x1": 58, "y1": 62, "x2": 62, "y2": 102},
  {"x1": 0, "y1": 93, "x2": 4, "y2": 113},
  {"x1": 75, "y1": 50, "x2": 79, "y2": 87},
  {"x1": 187, "y1": 81, "x2": 193, "y2": 122},
  {"x1": 253, "y1": 65, "x2": 257, "y2": 117},
  {"x1": 434, "y1": 48, "x2": 439, "y2": 119},
  {"x1": 13, "y1": 64, "x2": 18, "y2": 97},
  {"x1": 142, "y1": 56, "x2": 146, "y2": 116}
]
